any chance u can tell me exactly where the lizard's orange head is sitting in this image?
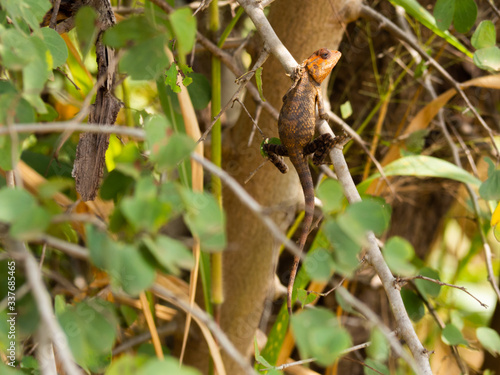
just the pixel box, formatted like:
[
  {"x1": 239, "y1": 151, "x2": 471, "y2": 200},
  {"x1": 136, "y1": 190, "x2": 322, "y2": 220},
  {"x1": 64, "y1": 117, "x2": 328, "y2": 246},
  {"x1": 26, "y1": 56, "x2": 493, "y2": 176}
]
[{"x1": 305, "y1": 49, "x2": 341, "y2": 84}]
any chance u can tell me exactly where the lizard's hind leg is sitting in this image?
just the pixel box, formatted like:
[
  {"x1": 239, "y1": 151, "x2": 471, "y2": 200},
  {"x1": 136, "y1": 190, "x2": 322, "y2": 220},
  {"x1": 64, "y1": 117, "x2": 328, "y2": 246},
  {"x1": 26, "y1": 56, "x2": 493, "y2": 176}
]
[
  {"x1": 263, "y1": 143, "x2": 289, "y2": 174},
  {"x1": 304, "y1": 133, "x2": 346, "y2": 165}
]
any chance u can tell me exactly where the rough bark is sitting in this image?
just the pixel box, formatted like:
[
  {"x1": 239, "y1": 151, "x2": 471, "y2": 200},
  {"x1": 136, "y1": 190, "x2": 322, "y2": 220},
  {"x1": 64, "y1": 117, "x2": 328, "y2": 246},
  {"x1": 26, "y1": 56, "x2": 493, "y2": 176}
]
[
  {"x1": 72, "y1": 0, "x2": 121, "y2": 201},
  {"x1": 184, "y1": 0, "x2": 359, "y2": 373}
]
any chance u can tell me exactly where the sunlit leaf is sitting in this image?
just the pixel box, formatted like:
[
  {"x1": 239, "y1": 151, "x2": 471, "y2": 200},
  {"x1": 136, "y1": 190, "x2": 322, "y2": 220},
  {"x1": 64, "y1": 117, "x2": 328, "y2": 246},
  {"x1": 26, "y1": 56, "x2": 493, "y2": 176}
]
[
  {"x1": 442, "y1": 323, "x2": 468, "y2": 346},
  {"x1": 472, "y1": 20, "x2": 496, "y2": 49},
  {"x1": 474, "y1": 46, "x2": 500, "y2": 71},
  {"x1": 291, "y1": 308, "x2": 351, "y2": 366},
  {"x1": 477, "y1": 327, "x2": 500, "y2": 356},
  {"x1": 169, "y1": 7, "x2": 196, "y2": 57},
  {"x1": 317, "y1": 179, "x2": 344, "y2": 214},
  {"x1": 383, "y1": 236, "x2": 417, "y2": 276}
]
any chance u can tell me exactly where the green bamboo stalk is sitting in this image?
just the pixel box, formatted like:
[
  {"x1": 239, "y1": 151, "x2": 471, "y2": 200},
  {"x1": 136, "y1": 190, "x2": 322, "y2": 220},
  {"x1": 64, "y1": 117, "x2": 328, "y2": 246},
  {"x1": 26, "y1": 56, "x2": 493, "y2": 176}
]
[{"x1": 209, "y1": 0, "x2": 224, "y2": 317}]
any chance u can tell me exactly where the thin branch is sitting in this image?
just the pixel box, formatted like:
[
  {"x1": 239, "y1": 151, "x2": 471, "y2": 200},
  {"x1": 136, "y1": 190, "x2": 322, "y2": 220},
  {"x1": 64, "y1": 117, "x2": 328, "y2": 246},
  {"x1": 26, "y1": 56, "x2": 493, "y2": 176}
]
[
  {"x1": 327, "y1": 110, "x2": 394, "y2": 194},
  {"x1": 0, "y1": 227, "x2": 82, "y2": 375},
  {"x1": 397, "y1": 275, "x2": 488, "y2": 308},
  {"x1": 49, "y1": 0, "x2": 62, "y2": 30},
  {"x1": 112, "y1": 323, "x2": 178, "y2": 355},
  {"x1": 151, "y1": 283, "x2": 257, "y2": 375},
  {"x1": 0, "y1": 122, "x2": 145, "y2": 139},
  {"x1": 35, "y1": 234, "x2": 90, "y2": 260},
  {"x1": 198, "y1": 48, "x2": 270, "y2": 143},
  {"x1": 336, "y1": 287, "x2": 421, "y2": 374},
  {"x1": 191, "y1": 153, "x2": 303, "y2": 260},
  {"x1": 360, "y1": 4, "x2": 499, "y2": 159},
  {"x1": 260, "y1": 341, "x2": 371, "y2": 372}
]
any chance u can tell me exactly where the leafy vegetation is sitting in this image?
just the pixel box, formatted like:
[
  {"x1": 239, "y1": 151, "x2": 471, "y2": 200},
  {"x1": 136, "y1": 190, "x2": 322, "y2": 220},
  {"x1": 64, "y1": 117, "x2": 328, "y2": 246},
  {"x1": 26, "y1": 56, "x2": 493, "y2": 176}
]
[{"x1": 1, "y1": 0, "x2": 500, "y2": 374}]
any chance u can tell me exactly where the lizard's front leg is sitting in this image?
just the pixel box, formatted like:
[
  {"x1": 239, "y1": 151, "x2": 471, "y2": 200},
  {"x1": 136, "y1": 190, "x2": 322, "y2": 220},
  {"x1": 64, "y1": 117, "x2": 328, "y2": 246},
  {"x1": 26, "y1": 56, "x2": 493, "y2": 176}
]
[
  {"x1": 262, "y1": 142, "x2": 289, "y2": 174},
  {"x1": 303, "y1": 133, "x2": 347, "y2": 165}
]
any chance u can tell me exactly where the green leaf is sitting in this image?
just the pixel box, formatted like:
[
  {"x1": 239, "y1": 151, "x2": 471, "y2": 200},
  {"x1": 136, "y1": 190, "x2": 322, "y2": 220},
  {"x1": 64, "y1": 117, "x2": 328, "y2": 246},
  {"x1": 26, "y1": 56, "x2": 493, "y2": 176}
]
[
  {"x1": 477, "y1": 327, "x2": 500, "y2": 356},
  {"x1": 119, "y1": 305, "x2": 138, "y2": 326},
  {"x1": 103, "y1": 16, "x2": 158, "y2": 48},
  {"x1": 121, "y1": 185, "x2": 172, "y2": 233},
  {"x1": 442, "y1": 323, "x2": 468, "y2": 346},
  {"x1": 254, "y1": 336, "x2": 272, "y2": 368},
  {"x1": 105, "y1": 355, "x2": 149, "y2": 375},
  {"x1": 296, "y1": 289, "x2": 317, "y2": 308},
  {"x1": 10, "y1": 205, "x2": 51, "y2": 239},
  {"x1": 169, "y1": 8, "x2": 196, "y2": 57},
  {"x1": 376, "y1": 155, "x2": 482, "y2": 186},
  {"x1": 143, "y1": 235, "x2": 194, "y2": 275},
  {"x1": 323, "y1": 220, "x2": 360, "y2": 275},
  {"x1": 453, "y1": 0, "x2": 477, "y2": 33},
  {"x1": 75, "y1": 6, "x2": 98, "y2": 58},
  {"x1": 340, "y1": 100, "x2": 352, "y2": 119},
  {"x1": 291, "y1": 307, "x2": 351, "y2": 366},
  {"x1": 100, "y1": 170, "x2": 135, "y2": 201},
  {"x1": 86, "y1": 225, "x2": 156, "y2": 295},
  {"x1": 166, "y1": 63, "x2": 181, "y2": 93},
  {"x1": 40, "y1": 27, "x2": 68, "y2": 68},
  {"x1": 338, "y1": 200, "x2": 391, "y2": 242},
  {"x1": 0, "y1": 93, "x2": 34, "y2": 170},
  {"x1": 434, "y1": 0, "x2": 455, "y2": 31},
  {"x1": 389, "y1": 0, "x2": 473, "y2": 57},
  {"x1": 474, "y1": 46, "x2": 500, "y2": 71},
  {"x1": 471, "y1": 21, "x2": 496, "y2": 49},
  {"x1": 157, "y1": 133, "x2": 195, "y2": 170},
  {"x1": 187, "y1": 73, "x2": 211, "y2": 110},
  {"x1": 255, "y1": 66, "x2": 265, "y2": 102},
  {"x1": 2, "y1": 0, "x2": 51, "y2": 30},
  {"x1": 304, "y1": 247, "x2": 334, "y2": 281},
  {"x1": 317, "y1": 179, "x2": 344, "y2": 214},
  {"x1": 364, "y1": 359, "x2": 390, "y2": 375},
  {"x1": 120, "y1": 35, "x2": 169, "y2": 80},
  {"x1": 366, "y1": 328, "x2": 389, "y2": 362},
  {"x1": 0, "y1": 188, "x2": 50, "y2": 238},
  {"x1": 414, "y1": 267, "x2": 441, "y2": 298},
  {"x1": 401, "y1": 289, "x2": 425, "y2": 322},
  {"x1": 180, "y1": 189, "x2": 226, "y2": 251},
  {"x1": 138, "y1": 358, "x2": 201, "y2": 375},
  {"x1": 57, "y1": 299, "x2": 117, "y2": 372},
  {"x1": 383, "y1": 236, "x2": 417, "y2": 276}
]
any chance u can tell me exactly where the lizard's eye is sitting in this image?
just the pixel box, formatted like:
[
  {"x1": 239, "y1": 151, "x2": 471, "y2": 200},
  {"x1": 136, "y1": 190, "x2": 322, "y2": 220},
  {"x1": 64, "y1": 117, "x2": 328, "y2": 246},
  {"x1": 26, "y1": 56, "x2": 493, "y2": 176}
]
[{"x1": 320, "y1": 50, "x2": 330, "y2": 59}]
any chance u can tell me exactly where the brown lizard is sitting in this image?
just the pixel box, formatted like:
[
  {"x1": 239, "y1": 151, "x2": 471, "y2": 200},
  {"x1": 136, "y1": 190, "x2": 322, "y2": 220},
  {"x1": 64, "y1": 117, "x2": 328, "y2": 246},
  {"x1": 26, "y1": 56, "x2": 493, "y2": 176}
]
[{"x1": 262, "y1": 48, "x2": 342, "y2": 315}]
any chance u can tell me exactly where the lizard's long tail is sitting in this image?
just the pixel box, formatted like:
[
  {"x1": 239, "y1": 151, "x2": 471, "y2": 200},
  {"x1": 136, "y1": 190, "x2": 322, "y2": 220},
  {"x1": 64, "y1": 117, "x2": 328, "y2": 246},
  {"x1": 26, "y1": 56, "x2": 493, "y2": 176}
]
[{"x1": 287, "y1": 153, "x2": 314, "y2": 316}]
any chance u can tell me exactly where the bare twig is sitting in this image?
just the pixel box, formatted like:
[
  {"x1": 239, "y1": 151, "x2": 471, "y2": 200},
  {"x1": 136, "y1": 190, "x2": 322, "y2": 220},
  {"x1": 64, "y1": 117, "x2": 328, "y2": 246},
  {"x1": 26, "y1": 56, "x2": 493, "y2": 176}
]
[
  {"x1": 397, "y1": 275, "x2": 488, "y2": 308},
  {"x1": 112, "y1": 323, "x2": 178, "y2": 355},
  {"x1": 337, "y1": 287, "x2": 421, "y2": 374},
  {"x1": 151, "y1": 283, "x2": 257, "y2": 375},
  {"x1": 198, "y1": 48, "x2": 270, "y2": 143},
  {"x1": 260, "y1": 341, "x2": 371, "y2": 371},
  {"x1": 0, "y1": 227, "x2": 82, "y2": 375},
  {"x1": 0, "y1": 122, "x2": 145, "y2": 139},
  {"x1": 49, "y1": 0, "x2": 62, "y2": 29}
]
